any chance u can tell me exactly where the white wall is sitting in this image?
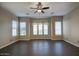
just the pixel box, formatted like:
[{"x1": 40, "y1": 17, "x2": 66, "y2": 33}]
[
  {"x1": 0, "y1": 7, "x2": 18, "y2": 48},
  {"x1": 63, "y1": 7, "x2": 79, "y2": 47}
]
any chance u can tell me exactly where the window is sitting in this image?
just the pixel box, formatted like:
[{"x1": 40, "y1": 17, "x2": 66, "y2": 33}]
[
  {"x1": 32, "y1": 22, "x2": 48, "y2": 35},
  {"x1": 12, "y1": 20, "x2": 18, "y2": 37},
  {"x1": 55, "y1": 21, "x2": 62, "y2": 35},
  {"x1": 33, "y1": 23, "x2": 38, "y2": 35},
  {"x1": 38, "y1": 23, "x2": 43, "y2": 35},
  {"x1": 20, "y1": 22, "x2": 26, "y2": 36},
  {"x1": 44, "y1": 23, "x2": 48, "y2": 35}
]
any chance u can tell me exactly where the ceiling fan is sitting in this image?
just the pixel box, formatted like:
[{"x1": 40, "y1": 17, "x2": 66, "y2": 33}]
[{"x1": 30, "y1": 2, "x2": 50, "y2": 13}]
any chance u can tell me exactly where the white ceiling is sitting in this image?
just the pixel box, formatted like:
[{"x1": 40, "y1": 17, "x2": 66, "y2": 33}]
[{"x1": 0, "y1": 2, "x2": 79, "y2": 18}]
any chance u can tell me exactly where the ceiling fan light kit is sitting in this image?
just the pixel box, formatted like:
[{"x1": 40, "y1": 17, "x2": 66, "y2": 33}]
[{"x1": 37, "y1": 10, "x2": 41, "y2": 12}]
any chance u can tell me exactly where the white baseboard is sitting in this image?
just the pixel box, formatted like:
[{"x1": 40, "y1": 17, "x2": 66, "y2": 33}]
[
  {"x1": 64, "y1": 40, "x2": 79, "y2": 47},
  {"x1": 0, "y1": 40, "x2": 18, "y2": 49}
]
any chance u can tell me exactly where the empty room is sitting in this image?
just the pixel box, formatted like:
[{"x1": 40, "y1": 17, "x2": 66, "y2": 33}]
[{"x1": 0, "y1": 2, "x2": 79, "y2": 56}]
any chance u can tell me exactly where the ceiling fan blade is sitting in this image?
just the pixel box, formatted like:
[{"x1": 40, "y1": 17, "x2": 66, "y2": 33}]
[
  {"x1": 41, "y1": 11, "x2": 44, "y2": 13},
  {"x1": 30, "y1": 7, "x2": 37, "y2": 9},
  {"x1": 42, "y1": 7, "x2": 49, "y2": 9},
  {"x1": 34, "y1": 11, "x2": 37, "y2": 13}
]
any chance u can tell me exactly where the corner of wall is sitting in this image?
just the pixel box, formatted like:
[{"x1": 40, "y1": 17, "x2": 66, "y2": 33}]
[{"x1": 64, "y1": 39, "x2": 79, "y2": 47}]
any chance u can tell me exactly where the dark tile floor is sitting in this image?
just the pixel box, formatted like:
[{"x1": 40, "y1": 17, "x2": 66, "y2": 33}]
[{"x1": 0, "y1": 40, "x2": 79, "y2": 56}]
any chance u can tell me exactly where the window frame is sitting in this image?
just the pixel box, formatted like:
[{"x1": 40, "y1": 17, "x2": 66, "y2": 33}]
[
  {"x1": 20, "y1": 22, "x2": 27, "y2": 36},
  {"x1": 32, "y1": 23, "x2": 38, "y2": 35},
  {"x1": 55, "y1": 21, "x2": 62, "y2": 36},
  {"x1": 32, "y1": 22, "x2": 49, "y2": 35},
  {"x1": 12, "y1": 20, "x2": 18, "y2": 37}
]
